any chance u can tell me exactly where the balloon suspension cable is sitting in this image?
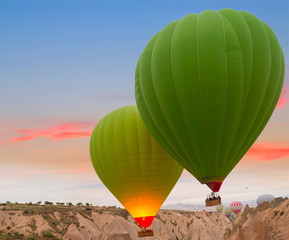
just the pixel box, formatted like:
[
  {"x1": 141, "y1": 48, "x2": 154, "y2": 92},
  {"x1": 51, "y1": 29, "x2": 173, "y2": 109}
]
[
  {"x1": 138, "y1": 227, "x2": 154, "y2": 237},
  {"x1": 205, "y1": 191, "x2": 222, "y2": 207}
]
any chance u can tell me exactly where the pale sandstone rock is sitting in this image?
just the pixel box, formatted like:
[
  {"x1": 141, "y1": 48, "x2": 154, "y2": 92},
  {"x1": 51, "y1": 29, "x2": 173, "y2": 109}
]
[
  {"x1": 151, "y1": 217, "x2": 173, "y2": 239},
  {"x1": 0, "y1": 199, "x2": 288, "y2": 240},
  {"x1": 92, "y1": 212, "x2": 114, "y2": 229},
  {"x1": 226, "y1": 198, "x2": 289, "y2": 240},
  {"x1": 63, "y1": 224, "x2": 86, "y2": 240},
  {"x1": 32, "y1": 214, "x2": 52, "y2": 235},
  {"x1": 112, "y1": 215, "x2": 139, "y2": 239},
  {"x1": 54, "y1": 211, "x2": 62, "y2": 221},
  {"x1": 0, "y1": 210, "x2": 51, "y2": 235},
  {"x1": 77, "y1": 213, "x2": 103, "y2": 238}
]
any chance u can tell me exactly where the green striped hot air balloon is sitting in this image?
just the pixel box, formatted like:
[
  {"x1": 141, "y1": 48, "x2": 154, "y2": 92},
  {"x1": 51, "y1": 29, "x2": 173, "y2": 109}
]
[
  {"x1": 216, "y1": 204, "x2": 224, "y2": 212},
  {"x1": 135, "y1": 9, "x2": 285, "y2": 195},
  {"x1": 90, "y1": 106, "x2": 183, "y2": 229},
  {"x1": 224, "y1": 206, "x2": 232, "y2": 218}
]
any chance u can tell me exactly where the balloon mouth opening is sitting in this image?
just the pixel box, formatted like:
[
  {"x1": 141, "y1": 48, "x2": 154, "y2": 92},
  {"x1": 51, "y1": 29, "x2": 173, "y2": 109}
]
[
  {"x1": 134, "y1": 216, "x2": 155, "y2": 228},
  {"x1": 232, "y1": 210, "x2": 241, "y2": 215},
  {"x1": 206, "y1": 181, "x2": 223, "y2": 192}
]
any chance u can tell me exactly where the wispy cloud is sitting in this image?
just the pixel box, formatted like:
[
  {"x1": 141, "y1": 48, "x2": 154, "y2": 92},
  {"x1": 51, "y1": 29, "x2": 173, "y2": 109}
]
[
  {"x1": 0, "y1": 168, "x2": 92, "y2": 180},
  {"x1": 50, "y1": 130, "x2": 93, "y2": 140},
  {"x1": 59, "y1": 183, "x2": 104, "y2": 191},
  {"x1": 276, "y1": 87, "x2": 288, "y2": 109},
  {"x1": 24, "y1": 168, "x2": 91, "y2": 174},
  {"x1": 246, "y1": 142, "x2": 289, "y2": 161},
  {"x1": 5, "y1": 122, "x2": 96, "y2": 144},
  {"x1": 10, "y1": 135, "x2": 38, "y2": 142}
]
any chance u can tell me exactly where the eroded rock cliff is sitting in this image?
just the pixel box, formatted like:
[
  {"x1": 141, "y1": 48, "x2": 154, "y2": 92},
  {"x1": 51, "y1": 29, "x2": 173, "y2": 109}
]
[
  {"x1": 0, "y1": 198, "x2": 288, "y2": 240},
  {"x1": 0, "y1": 204, "x2": 230, "y2": 239},
  {"x1": 225, "y1": 197, "x2": 289, "y2": 240}
]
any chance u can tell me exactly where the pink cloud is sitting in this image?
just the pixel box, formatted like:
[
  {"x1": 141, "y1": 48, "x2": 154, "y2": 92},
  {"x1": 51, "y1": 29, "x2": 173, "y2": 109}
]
[
  {"x1": 51, "y1": 130, "x2": 93, "y2": 140},
  {"x1": 276, "y1": 88, "x2": 288, "y2": 109},
  {"x1": 246, "y1": 142, "x2": 289, "y2": 161},
  {"x1": 5, "y1": 122, "x2": 96, "y2": 144},
  {"x1": 10, "y1": 135, "x2": 38, "y2": 143},
  {"x1": 16, "y1": 122, "x2": 93, "y2": 135}
]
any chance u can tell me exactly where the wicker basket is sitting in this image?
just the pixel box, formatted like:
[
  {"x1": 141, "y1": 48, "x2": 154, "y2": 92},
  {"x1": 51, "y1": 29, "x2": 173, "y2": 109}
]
[
  {"x1": 206, "y1": 198, "x2": 221, "y2": 207},
  {"x1": 138, "y1": 230, "x2": 154, "y2": 237}
]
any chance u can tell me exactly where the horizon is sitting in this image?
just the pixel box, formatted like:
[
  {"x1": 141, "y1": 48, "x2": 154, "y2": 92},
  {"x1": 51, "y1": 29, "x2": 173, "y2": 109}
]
[
  {"x1": 1, "y1": 1, "x2": 289, "y2": 208},
  {"x1": 1, "y1": 196, "x2": 285, "y2": 209}
]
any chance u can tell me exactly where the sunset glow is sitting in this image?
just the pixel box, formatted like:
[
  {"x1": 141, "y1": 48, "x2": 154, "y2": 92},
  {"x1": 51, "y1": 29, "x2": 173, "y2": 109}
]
[
  {"x1": 276, "y1": 88, "x2": 288, "y2": 109},
  {"x1": 4, "y1": 122, "x2": 95, "y2": 143},
  {"x1": 0, "y1": 0, "x2": 288, "y2": 206},
  {"x1": 246, "y1": 143, "x2": 289, "y2": 161}
]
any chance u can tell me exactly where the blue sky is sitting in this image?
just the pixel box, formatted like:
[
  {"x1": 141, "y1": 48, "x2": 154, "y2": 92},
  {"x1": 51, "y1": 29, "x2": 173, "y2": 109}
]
[
  {"x1": 1, "y1": 0, "x2": 288, "y2": 120},
  {"x1": 0, "y1": 0, "x2": 288, "y2": 207}
]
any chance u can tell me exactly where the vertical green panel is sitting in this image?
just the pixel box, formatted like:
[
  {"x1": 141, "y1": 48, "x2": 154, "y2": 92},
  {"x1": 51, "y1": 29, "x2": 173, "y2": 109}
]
[
  {"x1": 151, "y1": 20, "x2": 201, "y2": 175},
  {"x1": 197, "y1": 10, "x2": 227, "y2": 176},
  {"x1": 226, "y1": 11, "x2": 272, "y2": 168},
  {"x1": 217, "y1": 9, "x2": 252, "y2": 173},
  {"x1": 170, "y1": 13, "x2": 206, "y2": 177}
]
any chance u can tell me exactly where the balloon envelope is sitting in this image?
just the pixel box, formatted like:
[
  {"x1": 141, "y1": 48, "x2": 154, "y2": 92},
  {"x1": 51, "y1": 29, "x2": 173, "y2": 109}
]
[
  {"x1": 256, "y1": 194, "x2": 274, "y2": 206},
  {"x1": 230, "y1": 201, "x2": 243, "y2": 214},
  {"x1": 224, "y1": 207, "x2": 232, "y2": 218},
  {"x1": 216, "y1": 204, "x2": 224, "y2": 212},
  {"x1": 229, "y1": 212, "x2": 236, "y2": 222},
  {"x1": 135, "y1": 9, "x2": 285, "y2": 192},
  {"x1": 90, "y1": 106, "x2": 183, "y2": 228}
]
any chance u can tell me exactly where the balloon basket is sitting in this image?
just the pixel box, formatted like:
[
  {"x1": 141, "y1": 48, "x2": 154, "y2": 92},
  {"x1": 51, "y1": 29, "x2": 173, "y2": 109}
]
[
  {"x1": 138, "y1": 229, "x2": 154, "y2": 237},
  {"x1": 206, "y1": 198, "x2": 221, "y2": 207},
  {"x1": 205, "y1": 192, "x2": 221, "y2": 207}
]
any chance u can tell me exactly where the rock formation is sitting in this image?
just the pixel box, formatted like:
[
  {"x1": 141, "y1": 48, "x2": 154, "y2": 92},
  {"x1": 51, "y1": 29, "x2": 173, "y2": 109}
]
[
  {"x1": 225, "y1": 197, "x2": 289, "y2": 240},
  {"x1": 0, "y1": 197, "x2": 288, "y2": 240},
  {"x1": 0, "y1": 204, "x2": 230, "y2": 239}
]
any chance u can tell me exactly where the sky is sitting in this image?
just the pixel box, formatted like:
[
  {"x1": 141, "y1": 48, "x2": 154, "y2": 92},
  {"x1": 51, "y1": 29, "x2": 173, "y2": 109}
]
[{"x1": 0, "y1": 0, "x2": 288, "y2": 208}]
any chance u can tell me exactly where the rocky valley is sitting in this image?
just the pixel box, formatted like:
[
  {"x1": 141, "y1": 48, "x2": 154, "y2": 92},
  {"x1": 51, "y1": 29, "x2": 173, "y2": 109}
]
[{"x1": 0, "y1": 197, "x2": 288, "y2": 240}]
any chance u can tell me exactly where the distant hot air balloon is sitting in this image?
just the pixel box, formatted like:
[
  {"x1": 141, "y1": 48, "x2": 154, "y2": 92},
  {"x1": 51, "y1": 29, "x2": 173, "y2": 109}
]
[
  {"x1": 135, "y1": 8, "x2": 285, "y2": 204},
  {"x1": 230, "y1": 201, "x2": 243, "y2": 215},
  {"x1": 216, "y1": 204, "x2": 224, "y2": 212},
  {"x1": 89, "y1": 106, "x2": 183, "y2": 234},
  {"x1": 257, "y1": 194, "x2": 274, "y2": 206},
  {"x1": 229, "y1": 212, "x2": 236, "y2": 222},
  {"x1": 224, "y1": 207, "x2": 232, "y2": 218}
]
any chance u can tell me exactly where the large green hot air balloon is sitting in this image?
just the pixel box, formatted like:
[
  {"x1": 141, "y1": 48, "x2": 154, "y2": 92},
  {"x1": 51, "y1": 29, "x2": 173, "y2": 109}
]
[
  {"x1": 90, "y1": 106, "x2": 183, "y2": 230},
  {"x1": 135, "y1": 9, "x2": 285, "y2": 196}
]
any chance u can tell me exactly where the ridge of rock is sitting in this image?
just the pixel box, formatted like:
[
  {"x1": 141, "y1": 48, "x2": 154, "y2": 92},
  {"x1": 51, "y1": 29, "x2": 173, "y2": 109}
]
[{"x1": 0, "y1": 198, "x2": 288, "y2": 240}]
